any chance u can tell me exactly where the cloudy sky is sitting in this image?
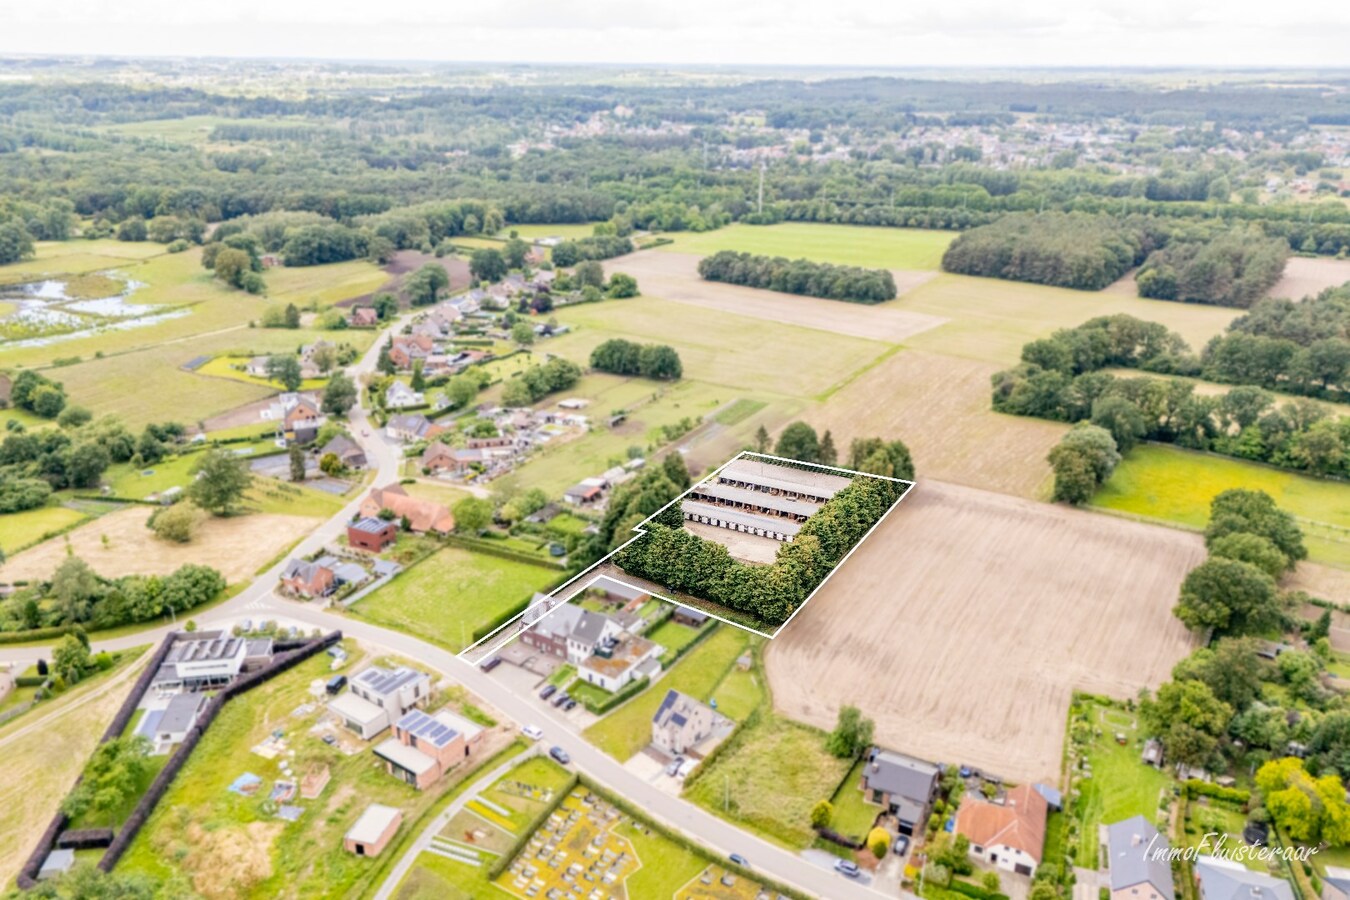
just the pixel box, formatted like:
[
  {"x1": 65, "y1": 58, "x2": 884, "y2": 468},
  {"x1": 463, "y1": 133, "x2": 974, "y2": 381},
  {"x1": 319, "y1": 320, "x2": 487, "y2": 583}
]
[{"x1": 2, "y1": 0, "x2": 1348, "y2": 68}]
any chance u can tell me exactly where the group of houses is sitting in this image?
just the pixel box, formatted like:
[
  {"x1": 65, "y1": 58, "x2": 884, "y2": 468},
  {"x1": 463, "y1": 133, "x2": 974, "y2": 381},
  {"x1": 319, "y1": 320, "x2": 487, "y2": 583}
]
[
  {"x1": 561, "y1": 457, "x2": 645, "y2": 509},
  {"x1": 328, "y1": 663, "x2": 485, "y2": 790},
  {"x1": 244, "y1": 341, "x2": 336, "y2": 382},
  {"x1": 413, "y1": 403, "x2": 591, "y2": 483}
]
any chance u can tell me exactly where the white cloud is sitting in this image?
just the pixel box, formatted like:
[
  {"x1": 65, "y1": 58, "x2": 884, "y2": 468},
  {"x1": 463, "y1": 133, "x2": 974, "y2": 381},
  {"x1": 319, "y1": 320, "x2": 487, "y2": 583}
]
[{"x1": 0, "y1": 0, "x2": 1346, "y2": 67}]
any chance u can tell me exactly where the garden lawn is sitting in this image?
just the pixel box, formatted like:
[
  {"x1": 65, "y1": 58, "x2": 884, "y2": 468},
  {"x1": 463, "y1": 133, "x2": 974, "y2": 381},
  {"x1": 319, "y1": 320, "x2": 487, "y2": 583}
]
[
  {"x1": 646, "y1": 619, "x2": 711, "y2": 663},
  {"x1": 709, "y1": 663, "x2": 764, "y2": 722},
  {"x1": 583, "y1": 626, "x2": 753, "y2": 760},
  {"x1": 827, "y1": 757, "x2": 882, "y2": 843},
  {"x1": 0, "y1": 505, "x2": 87, "y2": 554},
  {"x1": 195, "y1": 356, "x2": 328, "y2": 391},
  {"x1": 658, "y1": 223, "x2": 957, "y2": 270},
  {"x1": 1182, "y1": 799, "x2": 1265, "y2": 872},
  {"x1": 348, "y1": 546, "x2": 562, "y2": 651},
  {"x1": 1068, "y1": 700, "x2": 1173, "y2": 868},
  {"x1": 1092, "y1": 444, "x2": 1350, "y2": 568},
  {"x1": 684, "y1": 712, "x2": 851, "y2": 849}
]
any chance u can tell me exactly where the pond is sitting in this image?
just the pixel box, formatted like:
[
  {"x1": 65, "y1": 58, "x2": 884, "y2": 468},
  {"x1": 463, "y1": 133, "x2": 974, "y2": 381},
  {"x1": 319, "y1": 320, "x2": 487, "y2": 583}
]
[{"x1": 0, "y1": 275, "x2": 188, "y2": 346}]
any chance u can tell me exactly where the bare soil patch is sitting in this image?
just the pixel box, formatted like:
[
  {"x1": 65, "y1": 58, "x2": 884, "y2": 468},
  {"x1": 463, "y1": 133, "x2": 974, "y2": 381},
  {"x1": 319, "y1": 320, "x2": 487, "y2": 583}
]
[
  {"x1": 336, "y1": 250, "x2": 472, "y2": 308},
  {"x1": 805, "y1": 349, "x2": 1068, "y2": 498},
  {"x1": 3, "y1": 506, "x2": 321, "y2": 583},
  {"x1": 612, "y1": 250, "x2": 947, "y2": 342},
  {"x1": 764, "y1": 480, "x2": 1201, "y2": 782},
  {"x1": 182, "y1": 820, "x2": 285, "y2": 899},
  {"x1": 1269, "y1": 256, "x2": 1350, "y2": 300}
]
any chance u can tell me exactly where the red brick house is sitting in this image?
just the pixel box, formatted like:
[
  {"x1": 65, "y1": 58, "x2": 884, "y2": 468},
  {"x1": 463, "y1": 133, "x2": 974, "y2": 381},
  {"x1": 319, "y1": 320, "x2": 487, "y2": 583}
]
[
  {"x1": 374, "y1": 709, "x2": 484, "y2": 790},
  {"x1": 349, "y1": 307, "x2": 378, "y2": 328},
  {"x1": 347, "y1": 517, "x2": 398, "y2": 552},
  {"x1": 359, "y1": 484, "x2": 454, "y2": 535},
  {"x1": 280, "y1": 559, "x2": 336, "y2": 597}
]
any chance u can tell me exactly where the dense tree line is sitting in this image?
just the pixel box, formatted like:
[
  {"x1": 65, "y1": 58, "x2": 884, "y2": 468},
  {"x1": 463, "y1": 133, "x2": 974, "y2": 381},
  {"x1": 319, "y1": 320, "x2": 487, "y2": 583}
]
[
  {"x1": 614, "y1": 472, "x2": 906, "y2": 625},
  {"x1": 588, "y1": 339, "x2": 683, "y2": 380},
  {"x1": 6, "y1": 370, "x2": 69, "y2": 418},
  {"x1": 549, "y1": 235, "x2": 633, "y2": 266},
  {"x1": 1136, "y1": 231, "x2": 1288, "y2": 307},
  {"x1": 500, "y1": 357, "x2": 582, "y2": 407},
  {"x1": 697, "y1": 251, "x2": 897, "y2": 304},
  {"x1": 0, "y1": 555, "x2": 225, "y2": 633}
]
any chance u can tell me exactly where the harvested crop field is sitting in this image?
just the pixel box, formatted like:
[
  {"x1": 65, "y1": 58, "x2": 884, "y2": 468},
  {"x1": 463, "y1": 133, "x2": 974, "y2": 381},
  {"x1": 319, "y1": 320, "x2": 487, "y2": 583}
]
[
  {"x1": 803, "y1": 349, "x2": 1068, "y2": 498},
  {"x1": 764, "y1": 480, "x2": 1201, "y2": 782},
  {"x1": 1268, "y1": 256, "x2": 1350, "y2": 300},
  {"x1": 2, "y1": 507, "x2": 321, "y2": 583},
  {"x1": 611, "y1": 250, "x2": 947, "y2": 342}
]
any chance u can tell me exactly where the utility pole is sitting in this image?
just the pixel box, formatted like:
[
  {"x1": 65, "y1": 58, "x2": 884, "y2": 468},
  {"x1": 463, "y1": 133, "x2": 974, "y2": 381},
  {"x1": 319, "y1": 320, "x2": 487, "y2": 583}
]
[{"x1": 757, "y1": 161, "x2": 766, "y2": 215}]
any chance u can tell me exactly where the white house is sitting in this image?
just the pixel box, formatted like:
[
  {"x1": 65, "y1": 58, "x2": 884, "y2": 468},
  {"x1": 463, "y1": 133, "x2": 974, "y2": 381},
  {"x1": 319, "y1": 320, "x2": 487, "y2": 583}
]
[
  {"x1": 578, "y1": 636, "x2": 662, "y2": 693},
  {"x1": 385, "y1": 382, "x2": 425, "y2": 409}
]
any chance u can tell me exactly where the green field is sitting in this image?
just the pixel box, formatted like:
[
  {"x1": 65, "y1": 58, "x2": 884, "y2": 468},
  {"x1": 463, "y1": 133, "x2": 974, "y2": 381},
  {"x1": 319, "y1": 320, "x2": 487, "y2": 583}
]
[
  {"x1": 1092, "y1": 444, "x2": 1350, "y2": 568},
  {"x1": 1067, "y1": 699, "x2": 1173, "y2": 868},
  {"x1": 0, "y1": 505, "x2": 88, "y2": 554},
  {"x1": 583, "y1": 626, "x2": 755, "y2": 760},
  {"x1": 118, "y1": 648, "x2": 503, "y2": 899},
  {"x1": 501, "y1": 223, "x2": 603, "y2": 241},
  {"x1": 348, "y1": 545, "x2": 562, "y2": 651},
  {"x1": 195, "y1": 356, "x2": 329, "y2": 391},
  {"x1": 659, "y1": 223, "x2": 957, "y2": 270},
  {"x1": 684, "y1": 712, "x2": 851, "y2": 849},
  {"x1": 646, "y1": 618, "x2": 711, "y2": 663}
]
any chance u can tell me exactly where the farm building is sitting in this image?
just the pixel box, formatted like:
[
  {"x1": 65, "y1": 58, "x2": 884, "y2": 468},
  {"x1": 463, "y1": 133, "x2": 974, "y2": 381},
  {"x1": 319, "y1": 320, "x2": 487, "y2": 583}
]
[
  {"x1": 347, "y1": 517, "x2": 397, "y2": 553},
  {"x1": 1107, "y1": 816, "x2": 1174, "y2": 900},
  {"x1": 955, "y1": 783, "x2": 1048, "y2": 876},
  {"x1": 681, "y1": 457, "x2": 852, "y2": 545},
  {"x1": 359, "y1": 485, "x2": 454, "y2": 535},
  {"x1": 859, "y1": 748, "x2": 940, "y2": 837},
  {"x1": 344, "y1": 804, "x2": 402, "y2": 857}
]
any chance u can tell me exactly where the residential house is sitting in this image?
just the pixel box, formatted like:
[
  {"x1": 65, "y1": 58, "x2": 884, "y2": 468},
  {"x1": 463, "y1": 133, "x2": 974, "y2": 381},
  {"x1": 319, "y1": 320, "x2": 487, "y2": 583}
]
[
  {"x1": 422, "y1": 443, "x2": 483, "y2": 475},
  {"x1": 348, "y1": 306, "x2": 379, "y2": 328},
  {"x1": 859, "y1": 749, "x2": 940, "y2": 837},
  {"x1": 152, "y1": 631, "x2": 254, "y2": 691},
  {"x1": 374, "y1": 708, "x2": 484, "y2": 790},
  {"x1": 280, "y1": 558, "x2": 336, "y2": 598},
  {"x1": 578, "y1": 636, "x2": 662, "y2": 692},
  {"x1": 267, "y1": 392, "x2": 326, "y2": 445},
  {"x1": 329, "y1": 691, "x2": 389, "y2": 740},
  {"x1": 331, "y1": 665, "x2": 431, "y2": 739},
  {"x1": 1107, "y1": 816, "x2": 1175, "y2": 900},
  {"x1": 388, "y1": 335, "x2": 434, "y2": 370},
  {"x1": 1321, "y1": 867, "x2": 1350, "y2": 900},
  {"x1": 344, "y1": 804, "x2": 402, "y2": 857},
  {"x1": 520, "y1": 604, "x2": 584, "y2": 660},
  {"x1": 386, "y1": 413, "x2": 442, "y2": 443},
  {"x1": 347, "y1": 517, "x2": 398, "y2": 553},
  {"x1": 298, "y1": 341, "x2": 334, "y2": 378},
  {"x1": 359, "y1": 484, "x2": 455, "y2": 535},
  {"x1": 244, "y1": 356, "x2": 271, "y2": 377},
  {"x1": 319, "y1": 434, "x2": 367, "y2": 470},
  {"x1": 385, "y1": 382, "x2": 425, "y2": 410},
  {"x1": 651, "y1": 689, "x2": 719, "y2": 757},
  {"x1": 566, "y1": 611, "x2": 623, "y2": 664},
  {"x1": 154, "y1": 691, "x2": 207, "y2": 750},
  {"x1": 1194, "y1": 857, "x2": 1294, "y2": 900},
  {"x1": 955, "y1": 783, "x2": 1048, "y2": 876}
]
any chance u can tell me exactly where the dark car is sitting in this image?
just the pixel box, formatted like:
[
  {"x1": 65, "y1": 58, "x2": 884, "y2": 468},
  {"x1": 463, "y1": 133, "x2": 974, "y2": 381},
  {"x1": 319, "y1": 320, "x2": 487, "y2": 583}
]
[
  {"x1": 834, "y1": 859, "x2": 861, "y2": 878},
  {"x1": 325, "y1": 675, "x2": 347, "y2": 695},
  {"x1": 729, "y1": 853, "x2": 749, "y2": 868},
  {"x1": 480, "y1": 656, "x2": 503, "y2": 672},
  {"x1": 564, "y1": 698, "x2": 579, "y2": 711},
  {"x1": 540, "y1": 684, "x2": 557, "y2": 700},
  {"x1": 549, "y1": 746, "x2": 571, "y2": 765},
  {"x1": 893, "y1": 835, "x2": 910, "y2": 856},
  {"x1": 551, "y1": 691, "x2": 570, "y2": 708}
]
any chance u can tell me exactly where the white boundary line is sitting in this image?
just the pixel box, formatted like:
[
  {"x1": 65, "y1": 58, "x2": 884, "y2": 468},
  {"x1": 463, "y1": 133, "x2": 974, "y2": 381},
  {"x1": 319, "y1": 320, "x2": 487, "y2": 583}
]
[{"x1": 456, "y1": 450, "x2": 915, "y2": 662}]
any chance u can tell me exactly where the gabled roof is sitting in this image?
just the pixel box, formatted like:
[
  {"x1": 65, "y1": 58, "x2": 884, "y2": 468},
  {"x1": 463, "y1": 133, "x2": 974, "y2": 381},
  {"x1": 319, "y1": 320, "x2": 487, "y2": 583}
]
[
  {"x1": 571, "y1": 610, "x2": 614, "y2": 645},
  {"x1": 360, "y1": 485, "x2": 454, "y2": 534},
  {"x1": 653, "y1": 689, "x2": 711, "y2": 730},
  {"x1": 955, "y1": 784, "x2": 1048, "y2": 864},
  {"x1": 863, "y1": 749, "x2": 940, "y2": 804},
  {"x1": 1194, "y1": 856, "x2": 1294, "y2": 900},
  {"x1": 1107, "y1": 816, "x2": 1175, "y2": 900}
]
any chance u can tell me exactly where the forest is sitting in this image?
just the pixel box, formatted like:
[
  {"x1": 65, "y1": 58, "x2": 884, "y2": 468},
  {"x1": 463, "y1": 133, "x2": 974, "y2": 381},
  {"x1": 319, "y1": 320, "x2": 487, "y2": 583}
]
[{"x1": 697, "y1": 251, "x2": 898, "y2": 303}]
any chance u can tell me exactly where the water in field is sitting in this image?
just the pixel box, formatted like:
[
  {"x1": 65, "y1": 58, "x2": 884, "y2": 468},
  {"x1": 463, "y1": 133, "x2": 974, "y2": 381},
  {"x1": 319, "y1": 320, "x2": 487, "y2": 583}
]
[{"x1": 0, "y1": 275, "x2": 185, "y2": 346}]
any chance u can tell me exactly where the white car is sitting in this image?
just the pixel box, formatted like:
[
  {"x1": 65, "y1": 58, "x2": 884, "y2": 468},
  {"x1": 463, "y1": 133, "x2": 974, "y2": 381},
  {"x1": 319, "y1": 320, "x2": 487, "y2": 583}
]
[{"x1": 522, "y1": 724, "x2": 543, "y2": 741}]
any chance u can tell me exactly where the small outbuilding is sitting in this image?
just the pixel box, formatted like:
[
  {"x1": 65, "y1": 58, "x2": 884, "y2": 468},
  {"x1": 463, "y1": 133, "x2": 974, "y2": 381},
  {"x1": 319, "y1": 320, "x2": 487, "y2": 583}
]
[
  {"x1": 38, "y1": 849, "x2": 75, "y2": 881},
  {"x1": 344, "y1": 804, "x2": 402, "y2": 857}
]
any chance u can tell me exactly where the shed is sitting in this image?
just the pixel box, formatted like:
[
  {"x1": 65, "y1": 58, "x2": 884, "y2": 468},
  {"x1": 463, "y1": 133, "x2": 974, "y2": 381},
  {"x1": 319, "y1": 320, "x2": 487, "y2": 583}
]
[
  {"x1": 38, "y1": 849, "x2": 75, "y2": 880},
  {"x1": 344, "y1": 804, "x2": 402, "y2": 857}
]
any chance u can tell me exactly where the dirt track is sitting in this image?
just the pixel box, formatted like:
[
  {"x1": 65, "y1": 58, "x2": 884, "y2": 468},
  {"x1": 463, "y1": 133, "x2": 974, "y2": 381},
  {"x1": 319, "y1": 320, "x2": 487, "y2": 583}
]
[
  {"x1": 3, "y1": 507, "x2": 321, "y2": 583},
  {"x1": 612, "y1": 250, "x2": 947, "y2": 342},
  {"x1": 764, "y1": 480, "x2": 1202, "y2": 782}
]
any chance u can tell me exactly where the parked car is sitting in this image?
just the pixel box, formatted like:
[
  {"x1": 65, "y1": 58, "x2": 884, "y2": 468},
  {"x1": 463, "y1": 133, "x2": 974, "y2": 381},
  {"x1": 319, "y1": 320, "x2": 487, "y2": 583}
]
[
  {"x1": 834, "y1": 859, "x2": 861, "y2": 879},
  {"x1": 893, "y1": 835, "x2": 910, "y2": 856},
  {"x1": 665, "y1": 757, "x2": 685, "y2": 777},
  {"x1": 539, "y1": 684, "x2": 557, "y2": 700},
  {"x1": 563, "y1": 698, "x2": 578, "y2": 712},
  {"x1": 522, "y1": 724, "x2": 543, "y2": 741},
  {"x1": 325, "y1": 675, "x2": 347, "y2": 695},
  {"x1": 551, "y1": 691, "x2": 570, "y2": 708},
  {"x1": 549, "y1": 746, "x2": 571, "y2": 765},
  {"x1": 728, "y1": 853, "x2": 749, "y2": 868},
  {"x1": 480, "y1": 656, "x2": 503, "y2": 672}
]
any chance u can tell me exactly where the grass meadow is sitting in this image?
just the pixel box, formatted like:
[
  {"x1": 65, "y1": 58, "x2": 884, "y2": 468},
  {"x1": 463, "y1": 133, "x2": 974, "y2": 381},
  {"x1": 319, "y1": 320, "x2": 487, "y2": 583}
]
[
  {"x1": 1092, "y1": 444, "x2": 1350, "y2": 568},
  {"x1": 658, "y1": 223, "x2": 957, "y2": 270},
  {"x1": 347, "y1": 545, "x2": 563, "y2": 651}
]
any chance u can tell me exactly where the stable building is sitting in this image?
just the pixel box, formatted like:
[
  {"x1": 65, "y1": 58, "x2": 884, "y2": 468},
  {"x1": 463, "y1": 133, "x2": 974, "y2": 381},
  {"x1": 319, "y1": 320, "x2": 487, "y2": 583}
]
[{"x1": 680, "y1": 457, "x2": 852, "y2": 545}]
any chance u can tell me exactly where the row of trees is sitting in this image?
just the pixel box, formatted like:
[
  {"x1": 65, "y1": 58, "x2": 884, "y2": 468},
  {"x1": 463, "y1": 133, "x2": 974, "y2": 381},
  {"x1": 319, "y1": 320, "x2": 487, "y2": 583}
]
[
  {"x1": 548, "y1": 235, "x2": 633, "y2": 267},
  {"x1": 588, "y1": 339, "x2": 683, "y2": 380},
  {"x1": 697, "y1": 251, "x2": 897, "y2": 304},
  {"x1": 760, "y1": 421, "x2": 916, "y2": 481},
  {"x1": 0, "y1": 554, "x2": 226, "y2": 634},
  {"x1": 500, "y1": 357, "x2": 582, "y2": 407}
]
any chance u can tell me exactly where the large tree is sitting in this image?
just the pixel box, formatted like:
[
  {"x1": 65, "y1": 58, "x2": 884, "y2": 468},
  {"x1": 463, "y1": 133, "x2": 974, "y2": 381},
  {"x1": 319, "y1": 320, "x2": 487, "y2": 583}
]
[
  {"x1": 1140, "y1": 679, "x2": 1233, "y2": 770},
  {"x1": 1173, "y1": 557, "x2": 1282, "y2": 636},
  {"x1": 265, "y1": 354, "x2": 303, "y2": 391},
  {"x1": 321, "y1": 372, "x2": 357, "y2": 416},
  {"x1": 470, "y1": 248, "x2": 507, "y2": 283},
  {"x1": 1204, "y1": 489, "x2": 1306, "y2": 568},
  {"x1": 187, "y1": 448, "x2": 252, "y2": 515},
  {"x1": 405, "y1": 262, "x2": 450, "y2": 306},
  {"x1": 775, "y1": 422, "x2": 820, "y2": 462}
]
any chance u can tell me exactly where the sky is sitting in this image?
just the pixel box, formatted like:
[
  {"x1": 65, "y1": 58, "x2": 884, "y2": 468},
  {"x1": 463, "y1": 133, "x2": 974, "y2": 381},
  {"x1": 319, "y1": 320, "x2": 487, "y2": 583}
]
[{"x1": 2, "y1": 0, "x2": 1349, "y2": 69}]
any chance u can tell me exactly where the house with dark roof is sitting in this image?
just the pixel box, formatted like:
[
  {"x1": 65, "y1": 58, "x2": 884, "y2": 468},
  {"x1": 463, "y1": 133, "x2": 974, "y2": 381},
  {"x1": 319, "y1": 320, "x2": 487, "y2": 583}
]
[
  {"x1": 566, "y1": 610, "x2": 622, "y2": 664},
  {"x1": 154, "y1": 691, "x2": 207, "y2": 750},
  {"x1": 1320, "y1": 867, "x2": 1350, "y2": 900},
  {"x1": 319, "y1": 434, "x2": 367, "y2": 470},
  {"x1": 956, "y1": 783, "x2": 1048, "y2": 876},
  {"x1": 386, "y1": 413, "x2": 442, "y2": 443},
  {"x1": 1195, "y1": 857, "x2": 1294, "y2": 900},
  {"x1": 651, "y1": 690, "x2": 720, "y2": 757},
  {"x1": 422, "y1": 442, "x2": 482, "y2": 475},
  {"x1": 152, "y1": 631, "x2": 252, "y2": 690},
  {"x1": 374, "y1": 708, "x2": 483, "y2": 789},
  {"x1": 1107, "y1": 816, "x2": 1175, "y2": 900},
  {"x1": 280, "y1": 558, "x2": 337, "y2": 598},
  {"x1": 860, "y1": 748, "x2": 941, "y2": 836}
]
